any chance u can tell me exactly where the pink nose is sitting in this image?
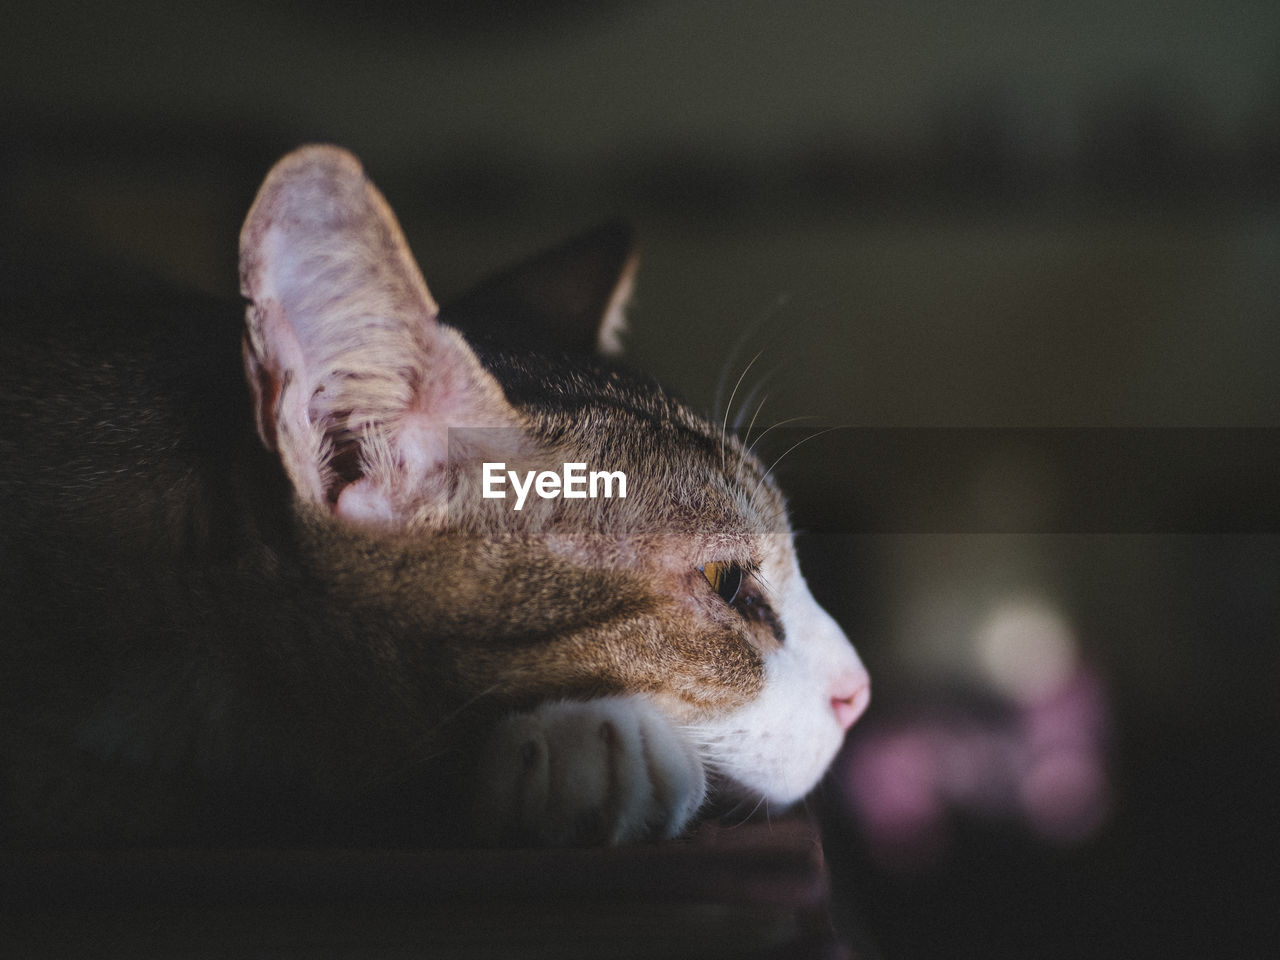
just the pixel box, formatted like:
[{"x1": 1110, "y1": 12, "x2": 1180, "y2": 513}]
[{"x1": 831, "y1": 671, "x2": 871, "y2": 732}]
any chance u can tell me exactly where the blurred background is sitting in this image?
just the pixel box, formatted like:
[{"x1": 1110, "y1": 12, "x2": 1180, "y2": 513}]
[{"x1": 4, "y1": 2, "x2": 1278, "y2": 957}]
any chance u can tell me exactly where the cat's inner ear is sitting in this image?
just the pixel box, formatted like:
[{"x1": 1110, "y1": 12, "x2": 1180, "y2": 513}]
[
  {"x1": 443, "y1": 220, "x2": 637, "y2": 357},
  {"x1": 239, "y1": 145, "x2": 520, "y2": 526}
]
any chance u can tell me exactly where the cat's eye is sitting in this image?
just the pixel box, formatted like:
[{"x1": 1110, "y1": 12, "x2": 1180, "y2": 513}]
[{"x1": 700, "y1": 561, "x2": 743, "y2": 606}]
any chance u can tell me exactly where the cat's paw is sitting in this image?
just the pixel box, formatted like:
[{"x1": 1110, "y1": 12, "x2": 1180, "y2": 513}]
[{"x1": 474, "y1": 696, "x2": 706, "y2": 846}]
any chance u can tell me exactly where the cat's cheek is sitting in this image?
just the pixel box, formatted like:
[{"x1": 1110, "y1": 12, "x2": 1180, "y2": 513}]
[
  {"x1": 695, "y1": 664, "x2": 849, "y2": 806},
  {"x1": 693, "y1": 580, "x2": 869, "y2": 806},
  {"x1": 471, "y1": 695, "x2": 706, "y2": 847}
]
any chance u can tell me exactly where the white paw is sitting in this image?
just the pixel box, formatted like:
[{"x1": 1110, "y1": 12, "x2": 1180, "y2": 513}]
[{"x1": 473, "y1": 696, "x2": 707, "y2": 846}]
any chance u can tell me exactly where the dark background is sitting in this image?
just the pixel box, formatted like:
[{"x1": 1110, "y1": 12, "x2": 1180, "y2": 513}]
[{"x1": 4, "y1": 2, "x2": 1279, "y2": 957}]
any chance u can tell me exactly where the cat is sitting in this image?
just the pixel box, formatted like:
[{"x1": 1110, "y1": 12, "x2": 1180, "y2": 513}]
[{"x1": 0, "y1": 145, "x2": 869, "y2": 848}]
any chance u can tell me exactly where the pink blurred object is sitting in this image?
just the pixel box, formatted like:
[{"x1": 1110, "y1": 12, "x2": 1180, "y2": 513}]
[{"x1": 838, "y1": 666, "x2": 1110, "y2": 868}]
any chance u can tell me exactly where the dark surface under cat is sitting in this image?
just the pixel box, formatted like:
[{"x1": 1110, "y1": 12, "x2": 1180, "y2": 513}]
[{"x1": 2, "y1": 813, "x2": 851, "y2": 960}]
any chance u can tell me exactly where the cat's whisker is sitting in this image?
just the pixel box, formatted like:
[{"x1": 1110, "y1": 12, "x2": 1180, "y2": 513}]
[
  {"x1": 752, "y1": 567, "x2": 779, "y2": 599},
  {"x1": 430, "y1": 682, "x2": 505, "y2": 733},
  {"x1": 358, "y1": 682, "x2": 509, "y2": 793},
  {"x1": 711, "y1": 292, "x2": 791, "y2": 427},
  {"x1": 707, "y1": 790, "x2": 746, "y2": 823},
  {"x1": 799, "y1": 794, "x2": 818, "y2": 828},
  {"x1": 724, "y1": 793, "x2": 768, "y2": 829},
  {"x1": 741, "y1": 415, "x2": 818, "y2": 470},
  {"x1": 735, "y1": 415, "x2": 818, "y2": 507},
  {"x1": 732, "y1": 370, "x2": 775, "y2": 436},
  {"x1": 733, "y1": 391, "x2": 773, "y2": 488},
  {"x1": 749, "y1": 426, "x2": 842, "y2": 510},
  {"x1": 357, "y1": 746, "x2": 450, "y2": 795},
  {"x1": 755, "y1": 508, "x2": 793, "y2": 535},
  {"x1": 720, "y1": 351, "x2": 763, "y2": 472}
]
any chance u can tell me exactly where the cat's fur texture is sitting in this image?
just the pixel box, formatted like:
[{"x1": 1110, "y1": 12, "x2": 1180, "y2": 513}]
[{"x1": 0, "y1": 146, "x2": 868, "y2": 848}]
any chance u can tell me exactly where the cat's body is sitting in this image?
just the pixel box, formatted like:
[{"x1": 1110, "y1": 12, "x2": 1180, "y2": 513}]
[{"x1": 0, "y1": 146, "x2": 868, "y2": 848}]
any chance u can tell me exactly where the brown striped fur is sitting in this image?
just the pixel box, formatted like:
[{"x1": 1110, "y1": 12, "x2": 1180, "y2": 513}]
[{"x1": 0, "y1": 147, "x2": 867, "y2": 847}]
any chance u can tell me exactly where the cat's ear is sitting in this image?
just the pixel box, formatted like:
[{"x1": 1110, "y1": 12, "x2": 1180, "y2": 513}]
[
  {"x1": 239, "y1": 145, "x2": 520, "y2": 527},
  {"x1": 444, "y1": 220, "x2": 637, "y2": 357}
]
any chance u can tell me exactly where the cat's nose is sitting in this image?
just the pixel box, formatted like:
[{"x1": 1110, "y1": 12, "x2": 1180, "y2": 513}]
[{"x1": 830, "y1": 670, "x2": 871, "y2": 732}]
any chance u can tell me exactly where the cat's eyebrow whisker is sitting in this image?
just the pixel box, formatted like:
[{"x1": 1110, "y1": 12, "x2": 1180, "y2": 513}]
[
  {"x1": 732, "y1": 370, "x2": 775, "y2": 436},
  {"x1": 749, "y1": 426, "x2": 842, "y2": 509},
  {"x1": 733, "y1": 390, "x2": 773, "y2": 488},
  {"x1": 720, "y1": 350, "x2": 763, "y2": 472},
  {"x1": 736, "y1": 414, "x2": 819, "y2": 501},
  {"x1": 712, "y1": 292, "x2": 791, "y2": 426},
  {"x1": 741, "y1": 415, "x2": 817, "y2": 470},
  {"x1": 752, "y1": 506, "x2": 792, "y2": 535}
]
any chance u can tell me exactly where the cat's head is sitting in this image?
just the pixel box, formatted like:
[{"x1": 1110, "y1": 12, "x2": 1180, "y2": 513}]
[{"x1": 239, "y1": 145, "x2": 868, "y2": 810}]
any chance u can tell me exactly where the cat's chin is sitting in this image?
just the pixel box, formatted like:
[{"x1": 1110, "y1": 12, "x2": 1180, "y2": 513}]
[
  {"x1": 723, "y1": 748, "x2": 843, "y2": 809},
  {"x1": 692, "y1": 714, "x2": 849, "y2": 813},
  {"x1": 701, "y1": 769, "x2": 827, "y2": 823}
]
